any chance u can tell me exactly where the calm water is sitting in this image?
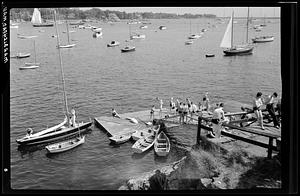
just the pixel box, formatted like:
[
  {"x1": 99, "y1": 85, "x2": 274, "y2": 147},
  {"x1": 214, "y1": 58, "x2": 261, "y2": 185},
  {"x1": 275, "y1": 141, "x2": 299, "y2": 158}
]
[{"x1": 10, "y1": 18, "x2": 281, "y2": 190}]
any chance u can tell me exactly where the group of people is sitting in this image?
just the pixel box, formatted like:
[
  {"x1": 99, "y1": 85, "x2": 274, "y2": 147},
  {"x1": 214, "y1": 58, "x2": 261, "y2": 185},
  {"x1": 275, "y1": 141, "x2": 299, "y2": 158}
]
[{"x1": 252, "y1": 92, "x2": 280, "y2": 130}]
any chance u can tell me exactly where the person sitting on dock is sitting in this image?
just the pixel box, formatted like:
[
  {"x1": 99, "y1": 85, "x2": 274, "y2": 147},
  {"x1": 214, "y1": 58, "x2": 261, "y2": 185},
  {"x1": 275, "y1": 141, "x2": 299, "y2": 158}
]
[
  {"x1": 159, "y1": 98, "x2": 163, "y2": 118},
  {"x1": 264, "y1": 92, "x2": 280, "y2": 129},
  {"x1": 150, "y1": 105, "x2": 155, "y2": 121},
  {"x1": 253, "y1": 92, "x2": 265, "y2": 130},
  {"x1": 209, "y1": 103, "x2": 226, "y2": 138},
  {"x1": 112, "y1": 108, "x2": 121, "y2": 118}
]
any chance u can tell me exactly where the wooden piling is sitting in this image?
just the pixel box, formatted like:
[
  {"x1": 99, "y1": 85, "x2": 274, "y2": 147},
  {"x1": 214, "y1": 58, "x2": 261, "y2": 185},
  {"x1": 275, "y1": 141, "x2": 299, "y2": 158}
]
[{"x1": 196, "y1": 116, "x2": 201, "y2": 144}]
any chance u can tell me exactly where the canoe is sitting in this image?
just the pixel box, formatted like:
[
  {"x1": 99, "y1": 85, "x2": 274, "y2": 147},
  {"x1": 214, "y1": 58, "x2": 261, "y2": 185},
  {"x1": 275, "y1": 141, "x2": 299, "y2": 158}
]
[
  {"x1": 131, "y1": 125, "x2": 160, "y2": 141},
  {"x1": 154, "y1": 131, "x2": 170, "y2": 157},
  {"x1": 45, "y1": 135, "x2": 85, "y2": 153},
  {"x1": 132, "y1": 133, "x2": 156, "y2": 153}
]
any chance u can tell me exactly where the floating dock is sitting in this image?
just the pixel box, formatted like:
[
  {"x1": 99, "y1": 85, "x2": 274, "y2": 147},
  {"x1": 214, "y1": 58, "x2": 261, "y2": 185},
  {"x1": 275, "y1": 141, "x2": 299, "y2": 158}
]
[{"x1": 94, "y1": 108, "x2": 179, "y2": 137}]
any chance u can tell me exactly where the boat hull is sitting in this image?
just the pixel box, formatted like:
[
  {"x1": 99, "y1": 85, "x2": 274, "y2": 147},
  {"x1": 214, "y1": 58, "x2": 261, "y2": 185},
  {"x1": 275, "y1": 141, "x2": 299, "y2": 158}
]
[
  {"x1": 19, "y1": 65, "x2": 39, "y2": 70},
  {"x1": 154, "y1": 132, "x2": 170, "y2": 157},
  {"x1": 223, "y1": 46, "x2": 254, "y2": 56},
  {"x1": 16, "y1": 122, "x2": 92, "y2": 146},
  {"x1": 58, "y1": 44, "x2": 76, "y2": 48},
  {"x1": 121, "y1": 48, "x2": 135, "y2": 52},
  {"x1": 45, "y1": 136, "x2": 85, "y2": 153},
  {"x1": 109, "y1": 134, "x2": 131, "y2": 144},
  {"x1": 252, "y1": 37, "x2": 274, "y2": 43},
  {"x1": 33, "y1": 23, "x2": 54, "y2": 27}
]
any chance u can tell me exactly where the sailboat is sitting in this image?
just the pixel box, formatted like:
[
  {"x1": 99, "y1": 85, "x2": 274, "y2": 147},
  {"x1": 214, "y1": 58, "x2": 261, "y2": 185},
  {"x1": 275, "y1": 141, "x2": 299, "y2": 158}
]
[
  {"x1": 121, "y1": 24, "x2": 136, "y2": 52},
  {"x1": 16, "y1": 9, "x2": 92, "y2": 146},
  {"x1": 19, "y1": 39, "x2": 40, "y2": 70},
  {"x1": 188, "y1": 20, "x2": 201, "y2": 39},
  {"x1": 31, "y1": 8, "x2": 54, "y2": 27},
  {"x1": 220, "y1": 9, "x2": 254, "y2": 56},
  {"x1": 58, "y1": 20, "x2": 76, "y2": 48}
]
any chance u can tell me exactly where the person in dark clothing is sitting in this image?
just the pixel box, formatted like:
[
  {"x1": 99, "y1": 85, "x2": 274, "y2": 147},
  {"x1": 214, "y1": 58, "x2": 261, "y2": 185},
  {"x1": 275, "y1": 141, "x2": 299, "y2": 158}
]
[{"x1": 264, "y1": 92, "x2": 280, "y2": 128}]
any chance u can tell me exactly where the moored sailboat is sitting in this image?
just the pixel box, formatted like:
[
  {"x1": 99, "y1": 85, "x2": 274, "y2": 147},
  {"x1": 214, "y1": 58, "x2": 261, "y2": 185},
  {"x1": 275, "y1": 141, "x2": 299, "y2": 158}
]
[
  {"x1": 220, "y1": 9, "x2": 254, "y2": 56},
  {"x1": 31, "y1": 8, "x2": 54, "y2": 27},
  {"x1": 58, "y1": 20, "x2": 76, "y2": 48},
  {"x1": 20, "y1": 39, "x2": 40, "y2": 69},
  {"x1": 16, "y1": 9, "x2": 92, "y2": 146}
]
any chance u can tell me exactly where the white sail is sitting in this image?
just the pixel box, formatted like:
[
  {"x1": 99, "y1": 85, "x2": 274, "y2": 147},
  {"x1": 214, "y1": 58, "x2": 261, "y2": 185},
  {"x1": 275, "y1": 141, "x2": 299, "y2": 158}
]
[
  {"x1": 220, "y1": 14, "x2": 233, "y2": 48},
  {"x1": 31, "y1": 8, "x2": 42, "y2": 24}
]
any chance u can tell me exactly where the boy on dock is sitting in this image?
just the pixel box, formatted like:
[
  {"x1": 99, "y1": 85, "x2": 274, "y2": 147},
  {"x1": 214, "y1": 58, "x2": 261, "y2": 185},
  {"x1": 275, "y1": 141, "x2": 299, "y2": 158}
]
[
  {"x1": 253, "y1": 92, "x2": 264, "y2": 130},
  {"x1": 150, "y1": 105, "x2": 155, "y2": 121},
  {"x1": 209, "y1": 103, "x2": 226, "y2": 138}
]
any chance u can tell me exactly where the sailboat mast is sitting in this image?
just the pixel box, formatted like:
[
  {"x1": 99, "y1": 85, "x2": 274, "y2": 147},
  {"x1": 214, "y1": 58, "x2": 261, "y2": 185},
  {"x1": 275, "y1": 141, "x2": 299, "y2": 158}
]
[
  {"x1": 189, "y1": 20, "x2": 191, "y2": 35},
  {"x1": 33, "y1": 39, "x2": 36, "y2": 64},
  {"x1": 246, "y1": 7, "x2": 249, "y2": 44},
  {"x1": 66, "y1": 19, "x2": 70, "y2": 44},
  {"x1": 231, "y1": 11, "x2": 234, "y2": 48},
  {"x1": 53, "y1": 9, "x2": 70, "y2": 126},
  {"x1": 129, "y1": 23, "x2": 131, "y2": 39}
]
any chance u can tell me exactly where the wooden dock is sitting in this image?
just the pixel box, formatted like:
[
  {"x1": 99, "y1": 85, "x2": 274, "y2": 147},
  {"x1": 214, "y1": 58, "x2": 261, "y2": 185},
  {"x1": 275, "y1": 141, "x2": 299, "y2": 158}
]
[{"x1": 94, "y1": 108, "x2": 179, "y2": 137}]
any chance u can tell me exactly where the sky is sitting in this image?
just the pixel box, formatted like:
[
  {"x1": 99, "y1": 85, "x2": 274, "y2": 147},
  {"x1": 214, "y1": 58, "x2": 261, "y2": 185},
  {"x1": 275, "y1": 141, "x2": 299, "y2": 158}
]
[{"x1": 80, "y1": 7, "x2": 280, "y2": 18}]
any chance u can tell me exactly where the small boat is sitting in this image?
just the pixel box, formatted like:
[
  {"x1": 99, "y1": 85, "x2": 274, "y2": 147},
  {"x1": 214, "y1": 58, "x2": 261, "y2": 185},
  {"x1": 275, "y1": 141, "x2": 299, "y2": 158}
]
[
  {"x1": 107, "y1": 41, "x2": 120, "y2": 47},
  {"x1": 131, "y1": 125, "x2": 160, "y2": 141},
  {"x1": 19, "y1": 65, "x2": 39, "y2": 70},
  {"x1": 159, "y1": 26, "x2": 167, "y2": 30},
  {"x1": 11, "y1": 53, "x2": 31, "y2": 58},
  {"x1": 130, "y1": 34, "x2": 146, "y2": 39},
  {"x1": 17, "y1": 35, "x2": 38, "y2": 39},
  {"x1": 121, "y1": 46, "x2": 135, "y2": 52},
  {"x1": 109, "y1": 132, "x2": 133, "y2": 144},
  {"x1": 92, "y1": 27, "x2": 102, "y2": 32},
  {"x1": 205, "y1": 54, "x2": 215, "y2": 57},
  {"x1": 140, "y1": 25, "x2": 148, "y2": 29},
  {"x1": 58, "y1": 44, "x2": 76, "y2": 48},
  {"x1": 252, "y1": 36, "x2": 274, "y2": 43},
  {"x1": 188, "y1": 34, "x2": 202, "y2": 39},
  {"x1": 45, "y1": 135, "x2": 85, "y2": 153},
  {"x1": 63, "y1": 30, "x2": 76, "y2": 33},
  {"x1": 132, "y1": 133, "x2": 156, "y2": 153},
  {"x1": 93, "y1": 31, "x2": 103, "y2": 38},
  {"x1": 185, "y1": 40, "x2": 193, "y2": 45},
  {"x1": 69, "y1": 21, "x2": 85, "y2": 25},
  {"x1": 154, "y1": 131, "x2": 170, "y2": 157}
]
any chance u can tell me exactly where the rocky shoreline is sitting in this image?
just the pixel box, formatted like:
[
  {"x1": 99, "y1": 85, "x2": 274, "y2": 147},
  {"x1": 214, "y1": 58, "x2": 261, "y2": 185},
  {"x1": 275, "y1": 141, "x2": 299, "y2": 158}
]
[{"x1": 118, "y1": 136, "x2": 281, "y2": 190}]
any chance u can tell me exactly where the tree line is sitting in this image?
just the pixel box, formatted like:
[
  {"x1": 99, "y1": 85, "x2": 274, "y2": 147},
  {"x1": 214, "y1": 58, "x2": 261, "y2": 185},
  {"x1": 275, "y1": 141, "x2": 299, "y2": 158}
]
[{"x1": 10, "y1": 8, "x2": 216, "y2": 21}]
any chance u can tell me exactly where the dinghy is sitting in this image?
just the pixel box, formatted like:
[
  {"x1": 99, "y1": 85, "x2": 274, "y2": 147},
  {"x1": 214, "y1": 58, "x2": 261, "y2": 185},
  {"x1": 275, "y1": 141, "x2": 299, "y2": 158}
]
[
  {"x1": 19, "y1": 65, "x2": 39, "y2": 70},
  {"x1": 154, "y1": 131, "x2": 170, "y2": 156},
  {"x1": 18, "y1": 35, "x2": 38, "y2": 39},
  {"x1": 121, "y1": 46, "x2": 135, "y2": 52},
  {"x1": 205, "y1": 54, "x2": 215, "y2": 57},
  {"x1": 185, "y1": 40, "x2": 193, "y2": 45},
  {"x1": 11, "y1": 53, "x2": 31, "y2": 58},
  {"x1": 109, "y1": 132, "x2": 133, "y2": 144},
  {"x1": 107, "y1": 41, "x2": 120, "y2": 47},
  {"x1": 131, "y1": 125, "x2": 160, "y2": 141},
  {"x1": 132, "y1": 133, "x2": 156, "y2": 153},
  {"x1": 45, "y1": 135, "x2": 85, "y2": 153}
]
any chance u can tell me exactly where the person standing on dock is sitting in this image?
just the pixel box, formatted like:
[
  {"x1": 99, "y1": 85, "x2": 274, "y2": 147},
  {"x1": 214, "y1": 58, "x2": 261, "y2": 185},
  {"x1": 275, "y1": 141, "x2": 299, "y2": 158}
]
[
  {"x1": 178, "y1": 102, "x2": 183, "y2": 124},
  {"x1": 253, "y1": 92, "x2": 265, "y2": 130},
  {"x1": 210, "y1": 103, "x2": 226, "y2": 138},
  {"x1": 150, "y1": 105, "x2": 155, "y2": 121},
  {"x1": 202, "y1": 92, "x2": 210, "y2": 112},
  {"x1": 183, "y1": 103, "x2": 189, "y2": 124},
  {"x1": 264, "y1": 92, "x2": 280, "y2": 129},
  {"x1": 169, "y1": 97, "x2": 176, "y2": 113},
  {"x1": 158, "y1": 98, "x2": 164, "y2": 118}
]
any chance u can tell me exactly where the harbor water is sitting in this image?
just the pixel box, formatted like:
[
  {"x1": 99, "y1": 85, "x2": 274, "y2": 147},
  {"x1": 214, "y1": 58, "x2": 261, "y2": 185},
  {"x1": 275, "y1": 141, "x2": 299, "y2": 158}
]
[{"x1": 10, "y1": 18, "x2": 281, "y2": 190}]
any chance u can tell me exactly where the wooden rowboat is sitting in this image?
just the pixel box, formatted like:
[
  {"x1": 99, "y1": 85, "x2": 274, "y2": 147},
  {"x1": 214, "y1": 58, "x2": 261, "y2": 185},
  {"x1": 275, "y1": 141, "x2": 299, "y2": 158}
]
[
  {"x1": 109, "y1": 132, "x2": 133, "y2": 144},
  {"x1": 154, "y1": 131, "x2": 170, "y2": 157},
  {"x1": 132, "y1": 133, "x2": 156, "y2": 154},
  {"x1": 131, "y1": 125, "x2": 160, "y2": 141},
  {"x1": 45, "y1": 135, "x2": 85, "y2": 153}
]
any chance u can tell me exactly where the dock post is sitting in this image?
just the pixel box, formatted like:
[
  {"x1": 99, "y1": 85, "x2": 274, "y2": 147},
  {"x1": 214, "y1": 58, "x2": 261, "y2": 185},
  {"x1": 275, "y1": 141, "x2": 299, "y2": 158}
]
[
  {"x1": 267, "y1": 137, "x2": 273, "y2": 158},
  {"x1": 196, "y1": 116, "x2": 201, "y2": 144}
]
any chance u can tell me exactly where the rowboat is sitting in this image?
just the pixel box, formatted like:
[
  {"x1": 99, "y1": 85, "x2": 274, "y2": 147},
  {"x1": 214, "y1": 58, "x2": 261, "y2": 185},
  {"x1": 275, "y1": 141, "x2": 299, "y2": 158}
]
[
  {"x1": 205, "y1": 54, "x2": 215, "y2": 57},
  {"x1": 188, "y1": 34, "x2": 202, "y2": 39},
  {"x1": 121, "y1": 46, "x2": 135, "y2": 53},
  {"x1": 19, "y1": 65, "x2": 39, "y2": 70},
  {"x1": 132, "y1": 133, "x2": 156, "y2": 153},
  {"x1": 58, "y1": 44, "x2": 76, "y2": 48},
  {"x1": 154, "y1": 131, "x2": 170, "y2": 156},
  {"x1": 185, "y1": 40, "x2": 193, "y2": 45},
  {"x1": 93, "y1": 31, "x2": 103, "y2": 38},
  {"x1": 17, "y1": 35, "x2": 38, "y2": 39},
  {"x1": 11, "y1": 53, "x2": 31, "y2": 58},
  {"x1": 131, "y1": 125, "x2": 160, "y2": 141},
  {"x1": 159, "y1": 26, "x2": 167, "y2": 30},
  {"x1": 107, "y1": 41, "x2": 120, "y2": 47},
  {"x1": 252, "y1": 36, "x2": 274, "y2": 43},
  {"x1": 109, "y1": 132, "x2": 133, "y2": 144},
  {"x1": 45, "y1": 135, "x2": 85, "y2": 153}
]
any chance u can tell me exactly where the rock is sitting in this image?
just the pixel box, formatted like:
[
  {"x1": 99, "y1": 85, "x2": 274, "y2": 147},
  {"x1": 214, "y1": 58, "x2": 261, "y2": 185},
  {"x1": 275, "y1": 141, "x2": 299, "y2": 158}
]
[
  {"x1": 118, "y1": 185, "x2": 129, "y2": 190},
  {"x1": 201, "y1": 178, "x2": 213, "y2": 188}
]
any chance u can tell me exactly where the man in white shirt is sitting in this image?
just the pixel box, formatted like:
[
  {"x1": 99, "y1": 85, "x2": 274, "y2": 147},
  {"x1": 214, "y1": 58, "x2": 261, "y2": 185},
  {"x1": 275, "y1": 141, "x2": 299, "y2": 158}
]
[{"x1": 209, "y1": 103, "x2": 226, "y2": 138}]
